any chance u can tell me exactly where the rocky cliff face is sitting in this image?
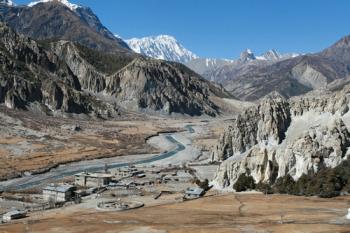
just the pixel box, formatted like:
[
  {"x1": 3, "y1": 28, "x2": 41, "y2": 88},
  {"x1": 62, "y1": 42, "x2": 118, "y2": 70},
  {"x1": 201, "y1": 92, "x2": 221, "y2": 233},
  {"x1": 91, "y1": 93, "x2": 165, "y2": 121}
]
[
  {"x1": 51, "y1": 41, "x2": 108, "y2": 93},
  {"x1": 0, "y1": 23, "x2": 229, "y2": 116},
  {"x1": 104, "y1": 58, "x2": 223, "y2": 116},
  {"x1": 212, "y1": 92, "x2": 291, "y2": 161},
  {"x1": 212, "y1": 87, "x2": 350, "y2": 190},
  {"x1": 0, "y1": 1, "x2": 130, "y2": 53},
  {"x1": 52, "y1": 41, "x2": 228, "y2": 116},
  {"x1": 0, "y1": 23, "x2": 120, "y2": 117}
]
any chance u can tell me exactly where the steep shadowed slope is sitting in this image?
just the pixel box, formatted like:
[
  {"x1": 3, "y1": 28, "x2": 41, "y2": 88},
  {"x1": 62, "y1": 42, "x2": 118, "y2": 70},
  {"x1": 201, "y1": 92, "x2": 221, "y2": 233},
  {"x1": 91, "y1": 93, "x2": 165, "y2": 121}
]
[{"x1": 0, "y1": 1, "x2": 131, "y2": 54}]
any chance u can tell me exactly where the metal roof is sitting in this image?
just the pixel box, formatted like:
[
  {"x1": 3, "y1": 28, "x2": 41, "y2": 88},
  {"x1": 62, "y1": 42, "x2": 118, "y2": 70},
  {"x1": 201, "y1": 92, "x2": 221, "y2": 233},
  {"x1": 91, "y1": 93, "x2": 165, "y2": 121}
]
[
  {"x1": 75, "y1": 172, "x2": 113, "y2": 178},
  {"x1": 43, "y1": 184, "x2": 75, "y2": 193},
  {"x1": 185, "y1": 187, "x2": 204, "y2": 195}
]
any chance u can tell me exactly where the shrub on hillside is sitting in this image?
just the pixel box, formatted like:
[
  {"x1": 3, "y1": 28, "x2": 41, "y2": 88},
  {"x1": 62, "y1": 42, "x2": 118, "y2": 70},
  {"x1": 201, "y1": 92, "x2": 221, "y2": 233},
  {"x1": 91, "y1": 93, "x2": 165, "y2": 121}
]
[
  {"x1": 272, "y1": 159, "x2": 350, "y2": 198},
  {"x1": 233, "y1": 174, "x2": 256, "y2": 192}
]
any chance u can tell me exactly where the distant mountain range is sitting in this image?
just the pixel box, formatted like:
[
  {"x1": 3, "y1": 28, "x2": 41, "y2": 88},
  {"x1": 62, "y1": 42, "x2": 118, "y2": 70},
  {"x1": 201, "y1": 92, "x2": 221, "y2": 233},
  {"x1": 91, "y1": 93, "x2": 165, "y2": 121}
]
[
  {"x1": 122, "y1": 34, "x2": 305, "y2": 91},
  {"x1": 123, "y1": 34, "x2": 299, "y2": 65},
  {"x1": 127, "y1": 32, "x2": 350, "y2": 102},
  {"x1": 219, "y1": 37, "x2": 350, "y2": 101},
  {"x1": 186, "y1": 49, "x2": 301, "y2": 83}
]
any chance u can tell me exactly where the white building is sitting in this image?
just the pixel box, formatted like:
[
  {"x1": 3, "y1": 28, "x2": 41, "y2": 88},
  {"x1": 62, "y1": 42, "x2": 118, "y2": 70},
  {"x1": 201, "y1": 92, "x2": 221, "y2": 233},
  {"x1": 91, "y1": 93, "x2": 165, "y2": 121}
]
[
  {"x1": 2, "y1": 210, "x2": 27, "y2": 222},
  {"x1": 43, "y1": 184, "x2": 76, "y2": 203},
  {"x1": 75, "y1": 172, "x2": 112, "y2": 187}
]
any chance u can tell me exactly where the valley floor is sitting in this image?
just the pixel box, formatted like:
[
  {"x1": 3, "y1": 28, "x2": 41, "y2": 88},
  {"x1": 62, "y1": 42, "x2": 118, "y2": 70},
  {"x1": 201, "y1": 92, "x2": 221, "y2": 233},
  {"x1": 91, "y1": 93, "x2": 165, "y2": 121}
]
[
  {"x1": 0, "y1": 193, "x2": 349, "y2": 233},
  {"x1": 2, "y1": 107, "x2": 350, "y2": 233}
]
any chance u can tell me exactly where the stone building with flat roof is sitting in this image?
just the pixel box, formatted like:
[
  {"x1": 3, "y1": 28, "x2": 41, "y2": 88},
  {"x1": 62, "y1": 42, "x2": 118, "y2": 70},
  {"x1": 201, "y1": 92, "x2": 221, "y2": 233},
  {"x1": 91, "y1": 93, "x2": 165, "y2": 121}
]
[
  {"x1": 43, "y1": 184, "x2": 76, "y2": 202},
  {"x1": 75, "y1": 172, "x2": 112, "y2": 187}
]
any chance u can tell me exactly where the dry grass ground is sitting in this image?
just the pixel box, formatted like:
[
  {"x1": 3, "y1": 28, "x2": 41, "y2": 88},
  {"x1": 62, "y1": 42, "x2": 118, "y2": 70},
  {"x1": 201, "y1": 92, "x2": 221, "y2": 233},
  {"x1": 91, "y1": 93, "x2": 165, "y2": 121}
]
[
  {"x1": 1, "y1": 193, "x2": 349, "y2": 233},
  {"x1": 0, "y1": 107, "x2": 182, "y2": 181}
]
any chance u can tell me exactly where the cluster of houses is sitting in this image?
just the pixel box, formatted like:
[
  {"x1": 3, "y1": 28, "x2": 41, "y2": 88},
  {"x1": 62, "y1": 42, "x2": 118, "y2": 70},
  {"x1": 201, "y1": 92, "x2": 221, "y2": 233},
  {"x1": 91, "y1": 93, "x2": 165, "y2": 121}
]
[
  {"x1": 1, "y1": 166, "x2": 206, "y2": 223},
  {"x1": 39, "y1": 167, "x2": 151, "y2": 204}
]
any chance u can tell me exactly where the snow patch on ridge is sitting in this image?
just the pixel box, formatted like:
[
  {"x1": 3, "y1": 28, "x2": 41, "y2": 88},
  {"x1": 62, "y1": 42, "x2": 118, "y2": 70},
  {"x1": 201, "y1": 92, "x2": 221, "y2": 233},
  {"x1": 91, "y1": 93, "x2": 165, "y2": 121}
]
[
  {"x1": 28, "y1": 0, "x2": 80, "y2": 11},
  {"x1": 125, "y1": 35, "x2": 198, "y2": 63}
]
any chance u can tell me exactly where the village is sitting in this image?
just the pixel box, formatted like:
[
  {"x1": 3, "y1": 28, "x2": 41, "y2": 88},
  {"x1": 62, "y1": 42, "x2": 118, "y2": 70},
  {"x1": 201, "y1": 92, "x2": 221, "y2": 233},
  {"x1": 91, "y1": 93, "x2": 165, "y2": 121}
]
[{"x1": 0, "y1": 163, "x2": 213, "y2": 223}]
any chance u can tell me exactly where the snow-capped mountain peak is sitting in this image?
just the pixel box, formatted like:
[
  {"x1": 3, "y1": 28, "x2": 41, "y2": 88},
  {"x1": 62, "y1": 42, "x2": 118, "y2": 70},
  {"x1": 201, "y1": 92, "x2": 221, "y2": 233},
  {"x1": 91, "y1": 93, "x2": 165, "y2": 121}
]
[
  {"x1": 239, "y1": 48, "x2": 256, "y2": 62},
  {"x1": 0, "y1": 0, "x2": 15, "y2": 6},
  {"x1": 240, "y1": 48, "x2": 301, "y2": 62},
  {"x1": 258, "y1": 49, "x2": 281, "y2": 60},
  {"x1": 125, "y1": 35, "x2": 198, "y2": 63},
  {"x1": 28, "y1": 0, "x2": 80, "y2": 11}
]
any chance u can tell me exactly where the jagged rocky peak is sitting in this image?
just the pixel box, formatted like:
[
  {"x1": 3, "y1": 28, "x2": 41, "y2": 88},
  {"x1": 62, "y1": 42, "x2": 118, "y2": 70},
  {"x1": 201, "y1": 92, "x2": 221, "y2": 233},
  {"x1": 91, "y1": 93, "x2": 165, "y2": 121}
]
[
  {"x1": 0, "y1": 22, "x2": 119, "y2": 117},
  {"x1": 331, "y1": 35, "x2": 350, "y2": 48},
  {"x1": 28, "y1": 0, "x2": 80, "y2": 11},
  {"x1": 212, "y1": 84, "x2": 350, "y2": 190},
  {"x1": 320, "y1": 34, "x2": 350, "y2": 63},
  {"x1": 104, "y1": 57, "x2": 223, "y2": 116},
  {"x1": 0, "y1": 0, "x2": 130, "y2": 53},
  {"x1": 212, "y1": 92, "x2": 290, "y2": 161},
  {"x1": 239, "y1": 49, "x2": 256, "y2": 62},
  {"x1": 260, "y1": 49, "x2": 281, "y2": 60}
]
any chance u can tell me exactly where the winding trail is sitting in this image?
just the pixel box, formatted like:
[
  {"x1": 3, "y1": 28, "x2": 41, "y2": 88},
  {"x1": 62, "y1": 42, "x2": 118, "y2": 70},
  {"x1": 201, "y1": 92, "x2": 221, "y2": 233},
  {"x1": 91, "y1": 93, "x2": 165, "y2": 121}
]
[{"x1": 0, "y1": 125, "x2": 195, "y2": 191}]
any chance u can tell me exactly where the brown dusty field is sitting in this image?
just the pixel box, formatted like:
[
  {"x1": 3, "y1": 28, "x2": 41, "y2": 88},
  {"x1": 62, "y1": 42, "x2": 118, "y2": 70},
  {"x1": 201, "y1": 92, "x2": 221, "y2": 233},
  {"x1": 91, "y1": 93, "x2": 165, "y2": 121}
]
[
  {"x1": 1, "y1": 193, "x2": 350, "y2": 233},
  {"x1": 0, "y1": 108, "x2": 183, "y2": 181}
]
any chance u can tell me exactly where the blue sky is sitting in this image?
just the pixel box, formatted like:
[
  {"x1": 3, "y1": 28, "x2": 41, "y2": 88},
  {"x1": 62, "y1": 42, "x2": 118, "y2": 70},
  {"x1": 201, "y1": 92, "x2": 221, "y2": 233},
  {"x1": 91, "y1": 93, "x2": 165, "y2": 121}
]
[{"x1": 15, "y1": 0, "x2": 350, "y2": 59}]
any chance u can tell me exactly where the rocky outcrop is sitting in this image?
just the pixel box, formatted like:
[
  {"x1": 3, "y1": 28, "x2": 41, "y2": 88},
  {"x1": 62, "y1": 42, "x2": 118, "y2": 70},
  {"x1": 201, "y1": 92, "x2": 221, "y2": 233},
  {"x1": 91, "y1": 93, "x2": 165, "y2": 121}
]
[
  {"x1": 104, "y1": 58, "x2": 223, "y2": 116},
  {"x1": 212, "y1": 87, "x2": 350, "y2": 190},
  {"x1": 0, "y1": 23, "x2": 119, "y2": 116},
  {"x1": 0, "y1": 1, "x2": 130, "y2": 53},
  {"x1": 52, "y1": 41, "x2": 227, "y2": 116},
  {"x1": 51, "y1": 41, "x2": 107, "y2": 92},
  {"x1": 212, "y1": 92, "x2": 290, "y2": 161}
]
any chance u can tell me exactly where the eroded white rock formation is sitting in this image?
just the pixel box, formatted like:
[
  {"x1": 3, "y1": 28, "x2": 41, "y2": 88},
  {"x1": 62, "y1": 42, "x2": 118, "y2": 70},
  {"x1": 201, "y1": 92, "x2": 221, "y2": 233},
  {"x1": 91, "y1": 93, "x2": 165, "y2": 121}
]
[{"x1": 212, "y1": 87, "x2": 350, "y2": 190}]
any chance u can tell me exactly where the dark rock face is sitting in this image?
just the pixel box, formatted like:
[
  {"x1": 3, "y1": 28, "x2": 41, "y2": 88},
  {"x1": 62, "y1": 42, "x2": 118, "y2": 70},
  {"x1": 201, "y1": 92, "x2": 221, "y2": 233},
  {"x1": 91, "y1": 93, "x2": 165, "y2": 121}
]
[
  {"x1": 104, "y1": 58, "x2": 224, "y2": 116},
  {"x1": 0, "y1": 23, "x2": 119, "y2": 116},
  {"x1": 0, "y1": 22, "x2": 229, "y2": 116},
  {"x1": 0, "y1": 2, "x2": 130, "y2": 54}
]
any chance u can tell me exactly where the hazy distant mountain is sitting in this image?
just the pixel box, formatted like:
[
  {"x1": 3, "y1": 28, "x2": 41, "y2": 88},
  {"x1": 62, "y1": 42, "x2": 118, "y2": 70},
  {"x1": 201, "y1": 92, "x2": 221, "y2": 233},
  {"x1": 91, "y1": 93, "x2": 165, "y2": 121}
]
[
  {"x1": 221, "y1": 38, "x2": 350, "y2": 101},
  {"x1": 126, "y1": 35, "x2": 198, "y2": 63},
  {"x1": 186, "y1": 48, "x2": 301, "y2": 82},
  {"x1": 185, "y1": 58, "x2": 234, "y2": 81}
]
